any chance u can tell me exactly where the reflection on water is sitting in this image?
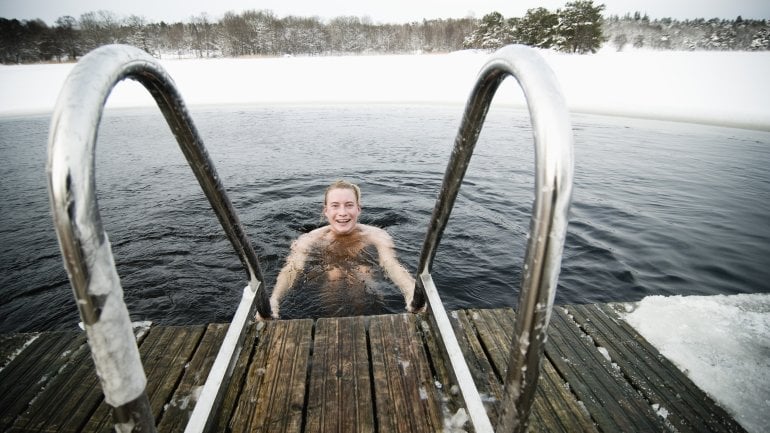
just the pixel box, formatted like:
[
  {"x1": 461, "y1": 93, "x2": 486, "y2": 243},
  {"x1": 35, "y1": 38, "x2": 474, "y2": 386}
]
[{"x1": 1, "y1": 105, "x2": 769, "y2": 333}]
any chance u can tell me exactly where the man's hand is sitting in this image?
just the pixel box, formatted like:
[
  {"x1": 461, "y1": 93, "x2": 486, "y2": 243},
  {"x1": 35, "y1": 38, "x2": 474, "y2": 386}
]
[
  {"x1": 270, "y1": 296, "x2": 281, "y2": 319},
  {"x1": 405, "y1": 293, "x2": 426, "y2": 313},
  {"x1": 255, "y1": 297, "x2": 281, "y2": 321}
]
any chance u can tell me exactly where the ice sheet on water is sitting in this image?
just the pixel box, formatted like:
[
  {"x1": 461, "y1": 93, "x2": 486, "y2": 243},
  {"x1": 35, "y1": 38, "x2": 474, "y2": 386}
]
[
  {"x1": 2, "y1": 50, "x2": 769, "y2": 130},
  {"x1": 622, "y1": 293, "x2": 770, "y2": 433}
]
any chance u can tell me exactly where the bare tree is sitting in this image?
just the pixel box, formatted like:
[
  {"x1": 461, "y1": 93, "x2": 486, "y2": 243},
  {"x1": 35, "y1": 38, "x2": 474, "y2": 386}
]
[{"x1": 54, "y1": 15, "x2": 79, "y2": 60}]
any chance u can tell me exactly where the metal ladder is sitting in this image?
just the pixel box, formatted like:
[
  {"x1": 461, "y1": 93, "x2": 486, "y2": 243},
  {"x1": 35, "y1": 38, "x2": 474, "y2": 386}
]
[
  {"x1": 47, "y1": 44, "x2": 573, "y2": 432},
  {"x1": 409, "y1": 45, "x2": 574, "y2": 432},
  {"x1": 47, "y1": 44, "x2": 271, "y2": 432}
]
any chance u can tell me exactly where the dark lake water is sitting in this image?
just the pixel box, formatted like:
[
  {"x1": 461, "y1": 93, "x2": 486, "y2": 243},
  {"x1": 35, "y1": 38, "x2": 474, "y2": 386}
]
[{"x1": 1, "y1": 104, "x2": 769, "y2": 333}]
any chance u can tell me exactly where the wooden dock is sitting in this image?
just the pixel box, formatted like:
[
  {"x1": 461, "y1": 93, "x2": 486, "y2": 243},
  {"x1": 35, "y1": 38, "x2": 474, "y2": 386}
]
[{"x1": 0, "y1": 304, "x2": 746, "y2": 432}]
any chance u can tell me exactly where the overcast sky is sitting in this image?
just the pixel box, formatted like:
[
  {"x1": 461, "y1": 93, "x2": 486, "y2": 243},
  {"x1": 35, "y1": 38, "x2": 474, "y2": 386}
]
[{"x1": 1, "y1": 0, "x2": 769, "y2": 25}]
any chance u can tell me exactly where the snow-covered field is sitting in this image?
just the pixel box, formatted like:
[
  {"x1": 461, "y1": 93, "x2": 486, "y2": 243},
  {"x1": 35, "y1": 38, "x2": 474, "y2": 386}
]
[
  {"x1": 1, "y1": 47, "x2": 768, "y2": 431},
  {"x1": 1, "y1": 47, "x2": 769, "y2": 131}
]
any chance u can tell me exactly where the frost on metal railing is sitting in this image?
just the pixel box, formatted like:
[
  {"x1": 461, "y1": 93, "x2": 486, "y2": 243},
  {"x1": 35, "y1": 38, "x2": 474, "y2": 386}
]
[
  {"x1": 411, "y1": 45, "x2": 574, "y2": 432},
  {"x1": 47, "y1": 44, "x2": 271, "y2": 432}
]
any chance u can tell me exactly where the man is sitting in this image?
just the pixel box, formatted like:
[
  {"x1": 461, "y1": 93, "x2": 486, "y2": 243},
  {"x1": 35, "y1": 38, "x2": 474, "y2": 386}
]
[{"x1": 265, "y1": 180, "x2": 416, "y2": 319}]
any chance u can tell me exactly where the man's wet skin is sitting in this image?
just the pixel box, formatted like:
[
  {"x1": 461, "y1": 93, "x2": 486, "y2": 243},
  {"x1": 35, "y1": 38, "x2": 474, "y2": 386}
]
[{"x1": 301, "y1": 231, "x2": 385, "y2": 316}]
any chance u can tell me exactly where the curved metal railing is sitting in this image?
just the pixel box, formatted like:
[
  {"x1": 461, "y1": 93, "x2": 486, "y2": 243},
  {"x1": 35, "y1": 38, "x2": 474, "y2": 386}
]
[
  {"x1": 410, "y1": 45, "x2": 574, "y2": 432},
  {"x1": 47, "y1": 44, "x2": 271, "y2": 432}
]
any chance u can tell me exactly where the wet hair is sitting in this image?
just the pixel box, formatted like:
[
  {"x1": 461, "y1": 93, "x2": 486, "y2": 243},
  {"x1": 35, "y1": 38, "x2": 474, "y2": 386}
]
[{"x1": 324, "y1": 180, "x2": 361, "y2": 206}]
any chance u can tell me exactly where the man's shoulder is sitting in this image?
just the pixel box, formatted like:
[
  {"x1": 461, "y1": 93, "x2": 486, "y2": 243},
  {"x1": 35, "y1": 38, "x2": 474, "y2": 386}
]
[
  {"x1": 359, "y1": 224, "x2": 388, "y2": 235},
  {"x1": 294, "y1": 226, "x2": 329, "y2": 248},
  {"x1": 306, "y1": 226, "x2": 330, "y2": 236},
  {"x1": 358, "y1": 224, "x2": 394, "y2": 246}
]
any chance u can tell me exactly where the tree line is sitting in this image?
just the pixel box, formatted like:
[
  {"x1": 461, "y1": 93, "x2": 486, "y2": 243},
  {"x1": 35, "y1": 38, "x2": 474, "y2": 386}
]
[
  {"x1": 604, "y1": 13, "x2": 770, "y2": 51},
  {"x1": 462, "y1": 1, "x2": 769, "y2": 53},
  {"x1": 1, "y1": 1, "x2": 768, "y2": 64},
  {"x1": 0, "y1": 10, "x2": 475, "y2": 63},
  {"x1": 462, "y1": 1, "x2": 605, "y2": 53}
]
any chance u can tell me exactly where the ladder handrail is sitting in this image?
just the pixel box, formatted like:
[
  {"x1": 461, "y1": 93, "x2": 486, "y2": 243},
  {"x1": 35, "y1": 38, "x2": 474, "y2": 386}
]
[
  {"x1": 411, "y1": 45, "x2": 574, "y2": 432},
  {"x1": 47, "y1": 44, "x2": 271, "y2": 431}
]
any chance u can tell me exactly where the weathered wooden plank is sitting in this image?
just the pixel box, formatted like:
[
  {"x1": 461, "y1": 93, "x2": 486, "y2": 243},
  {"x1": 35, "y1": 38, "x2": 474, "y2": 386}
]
[
  {"x1": 157, "y1": 323, "x2": 230, "y2": 433},
  {"x1": 546, "y1": 306, "x2": 666, "y2": 432},
  {"x1": 8, "y1": 333, "x2": 101, "y2": 432},
  {"x1": 447, "y1": 310, "x2": 504, "y2": 424},
  {"x1": 369, "y1": 314, "x2": 444, "y2": 433},
  {"x1": 260, "y1": 320, "x2": 313, "y2": 433},
  {"x1": 306, "y1": 316, "x2": 374, "y2": 433},
  {"x1": 570, "y1": 303, "x2": 747, "y2": 433},
  {"x1": 464, "y1": 308, "x2": 513, "y2": 377},
  {"x1": 0, "y1": 332, "x2": 39, "y2": 371},
  {"x1": 413, "y1": 314, "x2": 463, "y2": 419},
  {"x1": 461, "y1": 308, "x2": 597, "y2": 433},
  {"x1": 532, "y1": 354, "x2": 599, "y2": 433},
  {"x1": 6, "y1": 325, "x2": 155, "y2": 433},
  {"x1": 82, "y1": 325, "x2": 205, "y2": 432},
  {"x1": 213, "y1": 321, "x2": 262, "y2": 432},
  {"x1": 145, "y1": 326, "x2": 206, "y2": 416},
  {"x1": 229, "y1": 319, "x2": 313, "y2": 433},
  {"x1": 0, "y1": 332, "x2": 81, "y2": 430}
]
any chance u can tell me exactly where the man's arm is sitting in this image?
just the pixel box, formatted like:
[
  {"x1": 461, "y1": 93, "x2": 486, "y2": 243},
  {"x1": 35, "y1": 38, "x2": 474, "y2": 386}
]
[
  {"x1": 266, "y1": 232, "x2": 314, "y2": 318},
  {"x1": 368, "y1": 227, "x2": 417, "y2": 311}
]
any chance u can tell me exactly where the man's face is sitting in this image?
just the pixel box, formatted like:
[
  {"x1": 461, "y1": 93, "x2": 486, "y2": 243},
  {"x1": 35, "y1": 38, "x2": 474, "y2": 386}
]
[{"x1": 324, "y1": 188, "x2": 361, "y2": 235}]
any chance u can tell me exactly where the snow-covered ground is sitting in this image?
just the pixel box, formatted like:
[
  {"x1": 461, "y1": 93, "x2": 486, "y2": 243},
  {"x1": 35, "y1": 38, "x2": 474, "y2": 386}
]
[
  {"x1": 1, "y1": 47, "x2": 768, "y2": 430},
  {"x1": 1, "y1": 47, "x2": 769, "y2": 130}
]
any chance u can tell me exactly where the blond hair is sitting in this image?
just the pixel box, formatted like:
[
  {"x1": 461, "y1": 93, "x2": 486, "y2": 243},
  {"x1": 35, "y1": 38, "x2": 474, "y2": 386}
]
[{"x1": 324, "y1": 180, "x2": 361, "y2": 206}]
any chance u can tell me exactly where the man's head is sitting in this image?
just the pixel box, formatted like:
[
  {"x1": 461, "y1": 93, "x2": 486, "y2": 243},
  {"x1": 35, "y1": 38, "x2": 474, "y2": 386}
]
[{"x1": 323, "y1": 180, "x2": 362, "y2": 235}]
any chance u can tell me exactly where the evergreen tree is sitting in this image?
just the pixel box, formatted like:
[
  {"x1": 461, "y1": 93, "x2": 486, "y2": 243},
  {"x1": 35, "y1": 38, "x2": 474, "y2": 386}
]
[
  {"x1": 556, "y1": 1, "x2": 606, "y2": 53},
  {"x1": 21, "y1": 19, "x2": 51, "y2": 61},
  {"x1": 463, "y1": 12, "x2": 516, "y2": 49},
  {"x1": 516, "y1": 7, "x2": 559, "y2": 48},
  {"x1": 750, "y1": 27, "x2": 770, "y2": 50}
]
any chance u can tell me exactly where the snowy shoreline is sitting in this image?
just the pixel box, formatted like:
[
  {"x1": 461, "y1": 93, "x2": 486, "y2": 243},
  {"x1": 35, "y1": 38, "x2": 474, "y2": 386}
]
[{"x1": 1, "y1": 48, "x2": 769, "y2": 131}]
